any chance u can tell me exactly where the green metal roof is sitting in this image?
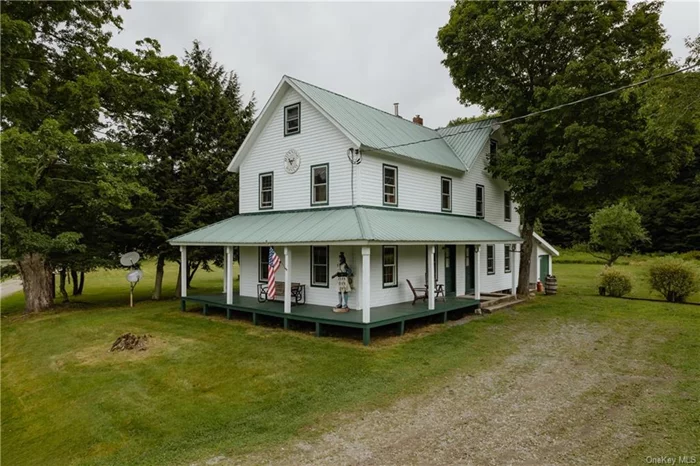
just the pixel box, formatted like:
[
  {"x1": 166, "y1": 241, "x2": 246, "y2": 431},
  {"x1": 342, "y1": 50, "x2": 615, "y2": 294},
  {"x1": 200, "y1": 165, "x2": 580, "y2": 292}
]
[
  {"x1": 437, "y1": 119, "x2": 495, "y2": 169},
  {"x1": 287, "y1": 77, "x2": 467, "y2": 171},
  {"x1": 169, "y1": 206, "x2": 521, "y2": 246}
]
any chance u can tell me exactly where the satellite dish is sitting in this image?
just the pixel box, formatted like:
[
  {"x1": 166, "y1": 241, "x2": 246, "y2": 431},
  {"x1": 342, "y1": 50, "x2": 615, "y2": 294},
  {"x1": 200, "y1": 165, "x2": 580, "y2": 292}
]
[
  {"x1": 126, "y1": 269, "x2": 143, "y2": 284},
  {"x1": 120, "y1": 251, "x2": 141, "y2": 267}
]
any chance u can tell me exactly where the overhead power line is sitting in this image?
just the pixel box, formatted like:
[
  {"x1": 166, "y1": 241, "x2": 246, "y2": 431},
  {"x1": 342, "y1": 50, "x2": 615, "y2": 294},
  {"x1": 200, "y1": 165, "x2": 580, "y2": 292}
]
[{"x1": 368, "y1": 63, "x2": 699, "y2": 152}]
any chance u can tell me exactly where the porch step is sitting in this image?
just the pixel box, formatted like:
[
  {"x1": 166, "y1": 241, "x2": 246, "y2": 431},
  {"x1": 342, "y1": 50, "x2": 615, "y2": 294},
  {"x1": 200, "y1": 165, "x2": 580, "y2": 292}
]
[{"x1": 481, "y1": 297, "x2": 525, "y2": 313}]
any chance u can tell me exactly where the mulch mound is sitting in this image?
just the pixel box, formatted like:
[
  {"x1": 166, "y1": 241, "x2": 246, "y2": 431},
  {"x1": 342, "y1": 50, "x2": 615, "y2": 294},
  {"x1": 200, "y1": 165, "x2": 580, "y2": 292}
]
[{"x1": 110, "y1": 333, "x2": 151, "y2": 352}]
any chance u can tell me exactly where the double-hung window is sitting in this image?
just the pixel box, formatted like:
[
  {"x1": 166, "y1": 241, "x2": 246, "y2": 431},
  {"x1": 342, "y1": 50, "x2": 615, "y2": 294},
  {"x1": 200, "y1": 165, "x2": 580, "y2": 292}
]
[
  {"x1": 504, "y1": 245, "x2": 511, "y2": 273},
  {"x1": 504, "y1": 190, "x2": 512, "y2": 222},
  {"x1": 487, "y1": 244, "x2": 495, "y2": 275},
  {"x1": 284, "y1": 103, "x2": 300, "y2": 136},
  {"x1": 259, "y1": 172, "x2": 273, "y2": 210},
  {"x1": 383, "y1": 164, "x2": 398, "y2": 206},
  {"x1": 311, "y1": 164, "x2": 328, "y2": 205},
  {"x1": 490, "y1": 139, "x2": 498, "y2": 160},
  {"x1": 476, "y1": 184, "x2": 485, "y2": 218},
  {"x1": 441, "y1": 177, "x2": 452, "y2": 212},
  {"x1": 311, "y1": 246, "x2": 329, "y2": 287},
  {"x1": 382, "y1": 246, "x2": 398, "y2": 287},
  {"x1": 259, "y1": 246, "x2": 271, "y2": 282}
]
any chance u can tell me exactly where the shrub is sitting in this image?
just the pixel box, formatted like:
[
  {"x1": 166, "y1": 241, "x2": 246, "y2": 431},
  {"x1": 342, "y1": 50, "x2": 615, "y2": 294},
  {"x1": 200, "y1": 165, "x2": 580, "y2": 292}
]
[
  {"x1": 599, "y1": 267, "x2": 633, "y2": 297},
  {"x1": 679, "y1": 250, "x2": 700, "y2": 262},
  {"x1": 589, "y1": 203, "x2": 649, "y2": 266},
  {"x1": 648, "y1": 257, "x2": 700, "y2": 303},
  {"x1": 1, "y1": 264, "x2": 19, "y2": 281}
]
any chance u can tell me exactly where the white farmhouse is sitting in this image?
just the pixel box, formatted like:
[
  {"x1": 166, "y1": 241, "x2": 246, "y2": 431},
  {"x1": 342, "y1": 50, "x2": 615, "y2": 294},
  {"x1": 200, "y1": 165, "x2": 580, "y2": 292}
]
[{"x1": 170, "y1": 76, "x2": 556, "y2": 344}]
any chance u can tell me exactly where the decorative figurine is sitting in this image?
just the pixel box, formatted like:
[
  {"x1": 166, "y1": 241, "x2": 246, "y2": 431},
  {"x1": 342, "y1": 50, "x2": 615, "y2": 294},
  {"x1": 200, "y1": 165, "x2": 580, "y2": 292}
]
[{"x1": 331, "y1": 252, "x2": 352, "y2": 313}]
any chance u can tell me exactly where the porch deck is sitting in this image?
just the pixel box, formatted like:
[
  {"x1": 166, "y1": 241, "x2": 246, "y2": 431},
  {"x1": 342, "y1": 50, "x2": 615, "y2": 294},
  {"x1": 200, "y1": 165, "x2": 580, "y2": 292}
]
[{"x1": 182, "y1": 294, "x2": 481, "y2": 345}]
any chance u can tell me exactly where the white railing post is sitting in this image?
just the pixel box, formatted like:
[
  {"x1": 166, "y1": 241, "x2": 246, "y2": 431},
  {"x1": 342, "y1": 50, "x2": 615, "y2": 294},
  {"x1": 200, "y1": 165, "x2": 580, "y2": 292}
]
[
  {"x1": 428, "y1": 245, "x2": 436, "y2": 310},
  {"x1": 180, "y1": 245, "x2": 188, "y2": 298},
  {"x1": 362, "y1": 247, "x2": 371, "y2": 323},
  {"x1": 512, "y1": 244, "x2": 518, "y2": 296},
  {"x1": 474, "y1": 244, "x2": 481, "y2": 301},
  {"x1": 226, "y1": 246, "x2": 234, "y2": 304},
  {"x1": 284, "y1": 247, "x2": 291, "y2": 314}
]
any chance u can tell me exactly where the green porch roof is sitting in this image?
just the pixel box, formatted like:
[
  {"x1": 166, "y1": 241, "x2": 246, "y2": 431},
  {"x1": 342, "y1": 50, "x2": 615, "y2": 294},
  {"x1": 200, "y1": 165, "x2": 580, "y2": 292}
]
[{"x1": 168, "y1": 206, "x2": 521, "y2": 246}]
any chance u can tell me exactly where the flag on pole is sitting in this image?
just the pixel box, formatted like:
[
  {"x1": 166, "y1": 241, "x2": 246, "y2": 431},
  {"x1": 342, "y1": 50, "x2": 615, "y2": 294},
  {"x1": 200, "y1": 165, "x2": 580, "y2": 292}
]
[{"x1": 267, "y1": 247, "x2": 281, "y2": 300}]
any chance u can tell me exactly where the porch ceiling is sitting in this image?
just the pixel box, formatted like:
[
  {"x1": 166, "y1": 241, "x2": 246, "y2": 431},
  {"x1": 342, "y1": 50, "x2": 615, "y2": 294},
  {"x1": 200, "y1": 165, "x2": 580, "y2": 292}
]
[{"x1": 168, "y1": 206, "x2": 522, "y2": 246}]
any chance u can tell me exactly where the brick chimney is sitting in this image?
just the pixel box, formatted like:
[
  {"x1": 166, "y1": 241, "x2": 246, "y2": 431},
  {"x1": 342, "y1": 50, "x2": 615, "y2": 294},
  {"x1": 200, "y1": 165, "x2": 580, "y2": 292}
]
[{"x1": 412, "y1": 114, "x2": 423, "y2": 126}]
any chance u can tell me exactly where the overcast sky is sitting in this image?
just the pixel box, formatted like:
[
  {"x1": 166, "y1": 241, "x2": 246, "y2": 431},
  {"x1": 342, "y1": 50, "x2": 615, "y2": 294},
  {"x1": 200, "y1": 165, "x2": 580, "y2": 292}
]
[{"x1": 111, "y1": 1, "x2": 699, "y2": 129}]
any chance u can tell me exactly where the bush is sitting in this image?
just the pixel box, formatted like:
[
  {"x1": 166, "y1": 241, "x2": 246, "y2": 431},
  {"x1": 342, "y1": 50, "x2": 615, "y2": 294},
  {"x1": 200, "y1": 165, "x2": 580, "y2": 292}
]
[
  {"x1": 679, "y1": 250, "x2": 700, "y2": 262},
  {"x1": 599, "y1": 267, "x2": 633, "y2": 297},
  {"x1": 1, "y1": 264, "x2": 19, "y2": 281},
  {"x1": 648, "y1": 257, "x2": 700, "y2": 303}
]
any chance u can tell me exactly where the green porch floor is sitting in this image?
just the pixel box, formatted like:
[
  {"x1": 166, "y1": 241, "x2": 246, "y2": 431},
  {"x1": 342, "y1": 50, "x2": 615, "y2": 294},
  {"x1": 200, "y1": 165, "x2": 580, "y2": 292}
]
[{"x1": 182, "y1": 294, "x2": 480, "y2": 345}]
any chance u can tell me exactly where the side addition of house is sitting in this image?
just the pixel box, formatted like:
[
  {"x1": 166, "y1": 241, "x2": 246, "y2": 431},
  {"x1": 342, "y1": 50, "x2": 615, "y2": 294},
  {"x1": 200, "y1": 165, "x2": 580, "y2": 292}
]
[{"x1": 169, "y1": 76, "x2": 556, "y2": 343}]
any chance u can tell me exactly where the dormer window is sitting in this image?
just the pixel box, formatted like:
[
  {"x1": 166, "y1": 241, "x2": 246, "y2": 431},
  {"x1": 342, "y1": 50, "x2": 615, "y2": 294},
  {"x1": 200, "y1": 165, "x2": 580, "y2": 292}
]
[{"x1": 284, "y1": 103, "x2": 300, "y2": 136}]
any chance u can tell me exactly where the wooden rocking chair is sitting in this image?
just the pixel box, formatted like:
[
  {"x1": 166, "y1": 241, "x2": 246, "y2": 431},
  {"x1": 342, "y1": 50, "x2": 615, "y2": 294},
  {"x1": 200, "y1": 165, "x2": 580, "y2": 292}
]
[{"x1": 406, "y1": 279, "x2": 428, "y2": 305}]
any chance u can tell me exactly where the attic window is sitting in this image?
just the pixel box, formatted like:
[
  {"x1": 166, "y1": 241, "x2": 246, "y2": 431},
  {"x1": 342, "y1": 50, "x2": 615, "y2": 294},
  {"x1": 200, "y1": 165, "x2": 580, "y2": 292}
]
[{"x1": 284, "y1": 103, "x2": 300, "y2": 136}]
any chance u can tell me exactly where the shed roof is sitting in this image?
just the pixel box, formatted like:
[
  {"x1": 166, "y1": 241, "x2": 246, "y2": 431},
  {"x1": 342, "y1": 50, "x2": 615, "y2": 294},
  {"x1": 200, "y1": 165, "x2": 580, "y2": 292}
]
[{"x1": 168, "y1": 206, "x2": 521, "y2": 246}]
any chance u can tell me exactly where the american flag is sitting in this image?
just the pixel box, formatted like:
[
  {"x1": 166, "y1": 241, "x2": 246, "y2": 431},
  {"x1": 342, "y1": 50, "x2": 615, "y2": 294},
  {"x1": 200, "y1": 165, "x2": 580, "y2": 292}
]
[{"x1": 267, "y1": 247, "x2": 281, "y2": 300}]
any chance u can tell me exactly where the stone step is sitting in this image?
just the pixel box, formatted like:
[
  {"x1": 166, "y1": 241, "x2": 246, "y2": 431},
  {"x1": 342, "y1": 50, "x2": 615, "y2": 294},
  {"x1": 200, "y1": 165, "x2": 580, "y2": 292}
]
[{"x1": 481, "y1": 297, "x2": 525, "y2": 313}]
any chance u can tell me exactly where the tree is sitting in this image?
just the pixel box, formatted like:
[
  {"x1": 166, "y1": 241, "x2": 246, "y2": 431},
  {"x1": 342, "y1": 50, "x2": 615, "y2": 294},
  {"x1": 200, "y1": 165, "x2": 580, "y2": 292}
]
[
  {"x1": 1, "y1": 1, "x2": 183, "y2": 311},
  {"x1": 588, "y1": 203, "x2": 648, "y2": 265},
  {"x1": 437, "y1": 1, "x2": 685, "y2": 295},
  {"x1": 120, "y1": 41, "x2": 255, "y2": 299}
]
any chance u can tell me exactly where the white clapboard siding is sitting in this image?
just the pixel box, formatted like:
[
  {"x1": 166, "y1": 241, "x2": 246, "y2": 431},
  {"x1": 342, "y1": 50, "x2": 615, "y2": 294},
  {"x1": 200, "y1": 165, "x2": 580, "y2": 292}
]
[
  {"x1": 239, "y1": 245, "x2": 360, "y2": 309},
  {"x1": 239, "y1": 87, "x2": 355, "y2": 214},
  {"x1": 356, "y1": 148, "x2": 521, "y2": 238}
]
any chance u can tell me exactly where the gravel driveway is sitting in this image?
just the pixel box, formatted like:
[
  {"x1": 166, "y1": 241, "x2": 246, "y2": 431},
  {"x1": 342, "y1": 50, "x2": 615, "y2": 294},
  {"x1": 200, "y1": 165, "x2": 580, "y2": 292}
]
[{"x1": 195, "y1": 320, "x2": 673, "y2": 466}]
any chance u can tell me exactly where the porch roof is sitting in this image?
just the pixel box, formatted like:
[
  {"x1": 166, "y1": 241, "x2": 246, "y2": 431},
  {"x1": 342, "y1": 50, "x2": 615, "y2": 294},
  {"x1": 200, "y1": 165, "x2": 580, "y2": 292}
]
[{"x1": 168, "y1": 206, "x2": 522, "y2": 246}]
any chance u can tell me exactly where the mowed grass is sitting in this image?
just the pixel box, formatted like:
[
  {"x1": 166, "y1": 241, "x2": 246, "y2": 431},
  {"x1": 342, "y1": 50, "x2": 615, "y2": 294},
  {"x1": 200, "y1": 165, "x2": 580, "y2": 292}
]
[{"x1": 2, "y1": 260, "x2": 699, "y2": 465}]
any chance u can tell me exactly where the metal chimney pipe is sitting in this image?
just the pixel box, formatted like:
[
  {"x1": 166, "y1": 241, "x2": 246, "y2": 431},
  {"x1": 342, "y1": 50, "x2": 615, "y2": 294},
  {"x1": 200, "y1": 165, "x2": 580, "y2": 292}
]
[{"x1": 393, "y1": 102, "x2": 399, "y2": 116}]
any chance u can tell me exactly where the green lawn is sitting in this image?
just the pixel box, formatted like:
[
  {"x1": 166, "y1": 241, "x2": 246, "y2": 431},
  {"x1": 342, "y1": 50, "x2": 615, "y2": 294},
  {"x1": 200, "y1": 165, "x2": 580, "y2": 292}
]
[{"x1": 2, "y1": 260, "x2": 699, "y2": 465}]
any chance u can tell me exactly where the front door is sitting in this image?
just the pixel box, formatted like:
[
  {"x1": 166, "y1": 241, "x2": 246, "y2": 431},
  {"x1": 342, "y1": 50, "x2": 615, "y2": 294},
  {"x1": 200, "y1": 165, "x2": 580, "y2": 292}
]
[
  {"x1": 444, "y1": 245, "x2": 456, "y2": 295},
  {"x1": 539, "y1": 254, "x2": 550, "y2": 282},
  {"x1": 465, "y1": 245, "x2": 475, "y2": 294}
]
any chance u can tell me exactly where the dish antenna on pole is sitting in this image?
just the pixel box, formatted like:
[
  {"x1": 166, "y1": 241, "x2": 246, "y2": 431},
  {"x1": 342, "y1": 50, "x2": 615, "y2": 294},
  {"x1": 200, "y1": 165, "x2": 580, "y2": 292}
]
[{"x1": 120, "y1": 252, "x2": 142, "y2": 307}]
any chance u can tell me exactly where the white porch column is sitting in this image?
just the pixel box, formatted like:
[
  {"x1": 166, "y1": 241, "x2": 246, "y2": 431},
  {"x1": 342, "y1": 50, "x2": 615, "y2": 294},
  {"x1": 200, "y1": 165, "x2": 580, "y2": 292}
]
[
  {"x1": 549, "y1": 255, "x2": 553, "y2": 278},
  {"x1": 361, "y1": 247, "x2": 371, "y2": 324},
  {"x1": 512, "y1": 244, "x2": 518, "y2": 296},
  {"x1": 428, "y1": 245, "x2": 436, "y2": 310},
  {"x1": 284, "y1": 247, "x2": 291, "y2": 314},
  {"x1": 226, "y1": 246, "x2": 234, "y2": 304},
  {"x1": 180, "y1": 245, "x2": 188, "y2": 298},
  {"x1": 223, "y1": 247, "x2": 228, "y2": 293},
  {"x1": 474, "y1": 244, "x2": 481, "y2": 301}
]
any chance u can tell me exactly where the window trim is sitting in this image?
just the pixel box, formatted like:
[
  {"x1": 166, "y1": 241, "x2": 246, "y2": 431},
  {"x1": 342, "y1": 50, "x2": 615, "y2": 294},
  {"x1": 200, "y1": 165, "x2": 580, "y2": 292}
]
[
  {"x1": 259, "y1": 172, "x2": 274, "y2": 210},
  {"x1": 310, "y1": 163, "x2": 329, "y2": 206},
  {"x1": 487, "y1": 244, "x2": 495, "y2": 275},
  {"x1": 504, "y1": 190, "x2": 512, "y2": 222},
  {"x1": 441, "y1": 176, "x2": 452, "y2": 212},
  {"x1": 490, "y1": 139, "x2": 498, "y2": 157},
  {"x1": 382, "y1": 245, "x2": 398, "y2": 288},
  {"x1": 476, "y1": 184, "x2": 485, "y2": 218},
  {"x1": 310, "y1": 246, "x2": 330, "y2": 288},
  {"x1": 382, "y1": 164, "x2": 398, "y2": 207},
  {"x1": 504, "y1": 244, "x2": 511, "y2": 273},
  {"x1": 283, "y1": 102, "x2": 301, "y2": 136},
  {"x1": 259, "y1": 246, "x2": 271, "y2": 283}
]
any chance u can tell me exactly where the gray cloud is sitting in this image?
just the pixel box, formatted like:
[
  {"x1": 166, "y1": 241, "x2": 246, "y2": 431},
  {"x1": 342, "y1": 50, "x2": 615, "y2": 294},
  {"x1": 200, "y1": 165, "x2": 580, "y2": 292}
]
[{"x1": 112, "y1": 1, "x2": 699, "y2": 128}]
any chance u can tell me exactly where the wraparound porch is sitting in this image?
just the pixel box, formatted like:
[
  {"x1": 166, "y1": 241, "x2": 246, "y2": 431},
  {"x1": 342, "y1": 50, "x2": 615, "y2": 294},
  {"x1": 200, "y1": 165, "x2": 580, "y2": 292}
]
[{"x1": 182, "y1": 293, "x2": 481, "y2": 345}]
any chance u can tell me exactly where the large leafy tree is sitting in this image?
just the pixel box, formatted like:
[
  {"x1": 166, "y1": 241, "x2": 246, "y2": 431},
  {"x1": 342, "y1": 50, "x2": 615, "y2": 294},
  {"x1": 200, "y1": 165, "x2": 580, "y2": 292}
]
[
  {"x1": 121, "y1": 41, "x2": 255, "y2": 299},
  {"x1": 438, "y1": 1, "x2": 688, "y2": 294},
  {"x1": 1, "y1": 1, "x2": 183, "y2": 311}
]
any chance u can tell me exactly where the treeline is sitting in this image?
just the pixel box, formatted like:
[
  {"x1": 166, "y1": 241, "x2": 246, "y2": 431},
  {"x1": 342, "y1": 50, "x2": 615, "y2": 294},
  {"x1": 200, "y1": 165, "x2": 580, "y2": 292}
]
[
  {"x1": 542, "y1": 130, "x2": 700, "y2": 252},
  {"x1": 1, "y1": 2, "x2": 255, "y2": 312}
]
